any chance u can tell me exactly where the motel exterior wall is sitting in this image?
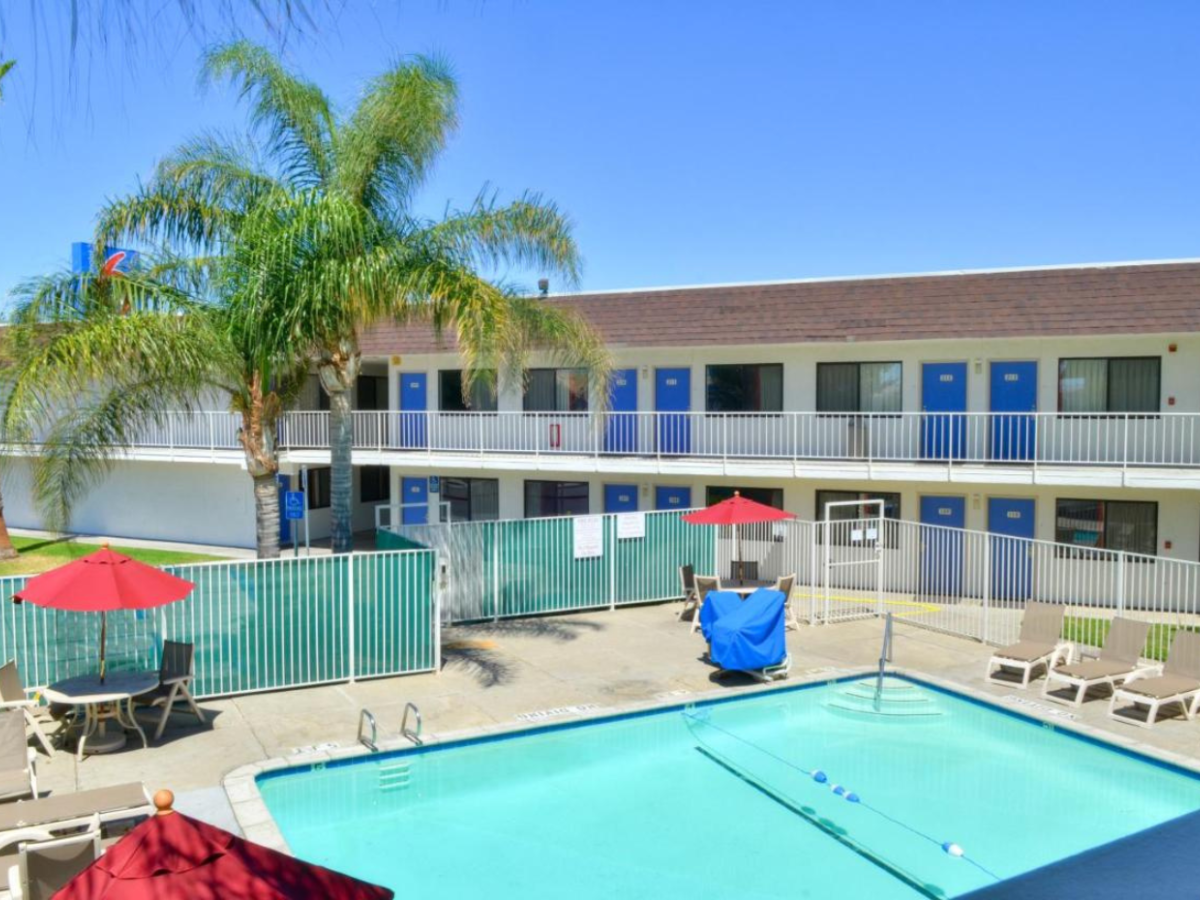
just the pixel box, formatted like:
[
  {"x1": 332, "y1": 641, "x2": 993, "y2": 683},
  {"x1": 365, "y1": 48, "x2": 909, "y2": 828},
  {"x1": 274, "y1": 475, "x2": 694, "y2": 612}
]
[
  {"x1": 384, "y1": 332, "x2": 1200, "y2": 417},
  {"x1": 1, "y1": 459, "x2": 259, "y2": 548},
  {"x1": 6, "y1": 299, "x2": 1200, "y2": 553}
]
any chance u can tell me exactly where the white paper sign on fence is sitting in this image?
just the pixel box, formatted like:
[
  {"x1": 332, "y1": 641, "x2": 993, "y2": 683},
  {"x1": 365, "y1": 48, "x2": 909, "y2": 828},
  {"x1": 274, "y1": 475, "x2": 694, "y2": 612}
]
[
  {"x1": 616, "y1": 513, "x2": 646, "y2": 540},
  {"x1": 574, "y1": 516, "x2": 605, "y2": 558}
]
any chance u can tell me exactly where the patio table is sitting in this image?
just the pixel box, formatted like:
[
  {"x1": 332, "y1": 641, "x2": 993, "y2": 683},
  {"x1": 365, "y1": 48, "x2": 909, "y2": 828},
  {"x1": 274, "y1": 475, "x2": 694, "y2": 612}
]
[
  {"x1": 43, "y1": 672, "x2": 159, "y2": 760},
  {"x1": 726, "y1": 580, "x2": 775, "y2": 596}
]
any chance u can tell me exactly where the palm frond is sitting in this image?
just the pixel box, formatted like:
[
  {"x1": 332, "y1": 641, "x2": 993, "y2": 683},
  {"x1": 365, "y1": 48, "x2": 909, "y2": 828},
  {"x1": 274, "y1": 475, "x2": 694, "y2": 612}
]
[
  {"x1": 153, "y1": 132, "x2": 279, "y2": 218},
  {"x1": 333, "y1": 54, "x2": 458, "y2": 217},
  {"x1": 29, "y1": 379, "x2": 194, "y2": 533},
  {"x1": 202, "y1": 40, "x2": 333, "y2": 188},
  {"x1": 97, "y1": 183, "x2": 244, "y2": 253},
  {"x1": 426, "y1": 187, "x2": 582, "y2": 286}
]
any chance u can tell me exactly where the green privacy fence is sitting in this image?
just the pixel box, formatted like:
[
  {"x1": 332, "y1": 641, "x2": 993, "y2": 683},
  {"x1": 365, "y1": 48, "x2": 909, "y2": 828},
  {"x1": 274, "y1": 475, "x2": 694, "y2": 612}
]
[
  {"x1": 385, "y1": 508, "x2": 715, "y2": 622},
  {"x1": 0, "y1": 549, "x2": 438, "y2": 698}
]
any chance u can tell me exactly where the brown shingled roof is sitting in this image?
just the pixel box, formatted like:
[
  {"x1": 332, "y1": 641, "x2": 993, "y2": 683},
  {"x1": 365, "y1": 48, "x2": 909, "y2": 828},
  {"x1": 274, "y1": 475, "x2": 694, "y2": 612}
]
[{"x1": 359, "y1": 260, "x2": 1200, "y2": 355}]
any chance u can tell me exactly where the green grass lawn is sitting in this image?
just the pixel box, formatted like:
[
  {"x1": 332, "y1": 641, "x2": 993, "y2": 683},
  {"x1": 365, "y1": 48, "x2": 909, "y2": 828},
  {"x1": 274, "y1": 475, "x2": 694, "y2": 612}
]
[
  {"x1": 1062, "y1": 615, "x2": 1198, "y2": 662},
  {"x1": 0, "y1": 536, "x2": 226, "y2": 577}
]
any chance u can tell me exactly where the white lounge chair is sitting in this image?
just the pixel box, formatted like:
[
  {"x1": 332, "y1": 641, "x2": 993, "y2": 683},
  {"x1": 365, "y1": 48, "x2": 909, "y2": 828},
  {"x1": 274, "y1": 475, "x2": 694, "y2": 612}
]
[
  {"x1": 985, "y1": 602, "x2": 1072, "y2": 688},
  {"x1": 689, "y1": 576, "x2": 722, "y2": 634},
  {"x1": 1109, "y1": 629, "x2": 1200, "y2": 728},
  {"x1": 773, "y1": 573, "x2": 798, "y2": 630},
  {"x1": 0, "y1": 712, "x2": 37, "y2": 803},
  {"x1": 0, "y1": 782, "x2": 151, "y2": 848},
  {"x1": 0, "y1": 664, "x2": 53, "y2": 757},
  {"x1": 6, "y1": 814, "x2": 100, "y2": 900},
  {"x1": 1042, "y1": 617, "x2": 1155, "y2": 707}
]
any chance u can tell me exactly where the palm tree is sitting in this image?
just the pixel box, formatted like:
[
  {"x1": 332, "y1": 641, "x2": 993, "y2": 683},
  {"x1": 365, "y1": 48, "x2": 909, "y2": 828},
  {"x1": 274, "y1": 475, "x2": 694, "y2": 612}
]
[
  {"x1": 101, "y1": 41, "x2": 609, "y2": 553},
  {"x1": 2, "y1": 251, "x2": 305, "y2": 559}
]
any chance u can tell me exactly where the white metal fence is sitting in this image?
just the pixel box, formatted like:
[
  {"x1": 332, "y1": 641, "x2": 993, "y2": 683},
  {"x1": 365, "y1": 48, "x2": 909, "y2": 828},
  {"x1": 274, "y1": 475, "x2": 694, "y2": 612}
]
[
  {"x1": 724, "y1": 516, "x2": 1200, "y2": 656},
  {"x1": 17, "y1": 410, "x2": 1200, "y2": 469}
]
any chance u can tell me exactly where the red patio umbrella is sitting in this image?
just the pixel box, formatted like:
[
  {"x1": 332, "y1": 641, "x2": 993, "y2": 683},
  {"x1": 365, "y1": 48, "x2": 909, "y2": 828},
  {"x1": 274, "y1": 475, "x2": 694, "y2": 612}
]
[
  {"x1": 55, "y1": 790, "x2": 395, "y2": 900},
  {"x1": 682, "y1": 491, "x2": 794, "y2": 584},
  {"x1": 13, "y1": 546, "x2": 194, "y2": 683}
]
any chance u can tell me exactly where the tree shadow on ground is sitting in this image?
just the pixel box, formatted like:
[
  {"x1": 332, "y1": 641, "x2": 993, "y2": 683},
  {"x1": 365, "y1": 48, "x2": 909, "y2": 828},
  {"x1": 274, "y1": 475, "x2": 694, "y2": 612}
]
[
  {"x1": 440, "y1": 617, "x2": 607, "y2": 688},
  {"x1": 440, "y1": 647, "x2": 515, "y2": 688}
]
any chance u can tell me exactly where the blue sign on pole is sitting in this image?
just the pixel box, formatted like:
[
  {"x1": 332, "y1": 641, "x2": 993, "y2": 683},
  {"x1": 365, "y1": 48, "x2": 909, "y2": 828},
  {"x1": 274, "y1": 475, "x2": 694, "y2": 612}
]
[
  {"x1": 284, "y1": 491, "x2": 306, "y2": 520},
  {"x1": 429, "y1": 476, "x2": 440, "y2": 494}
]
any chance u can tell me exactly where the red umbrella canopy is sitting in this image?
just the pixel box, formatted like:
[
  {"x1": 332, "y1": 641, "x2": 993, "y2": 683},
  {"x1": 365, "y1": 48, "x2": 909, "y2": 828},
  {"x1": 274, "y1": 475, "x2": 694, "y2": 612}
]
[
  {"x1": 56, "y1": 791, "x2": 395, "y2": 900},
  {"x1": 13, "y1": 546, "x2": 193, "y2": 611},
  {"x1": 682, "y1": 491, "x2": 795, "y2": 526}
]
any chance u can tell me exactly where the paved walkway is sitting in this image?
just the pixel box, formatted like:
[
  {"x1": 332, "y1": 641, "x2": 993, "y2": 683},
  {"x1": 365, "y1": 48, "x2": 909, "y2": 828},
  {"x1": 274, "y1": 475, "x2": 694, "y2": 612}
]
[{"x1": 29, "y1": 603, "x2": 1200, "y2": 804}]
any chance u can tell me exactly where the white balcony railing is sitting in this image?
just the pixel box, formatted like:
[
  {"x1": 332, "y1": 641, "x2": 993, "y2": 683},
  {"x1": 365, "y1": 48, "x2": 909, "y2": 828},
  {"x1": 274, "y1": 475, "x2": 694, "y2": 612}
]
[
  {"x1": 283, "y1": 410, "x2": 1200, "y2": 469},
  {"x1": 15, "y1": 410, "x2": 1200, "y2": 469}
]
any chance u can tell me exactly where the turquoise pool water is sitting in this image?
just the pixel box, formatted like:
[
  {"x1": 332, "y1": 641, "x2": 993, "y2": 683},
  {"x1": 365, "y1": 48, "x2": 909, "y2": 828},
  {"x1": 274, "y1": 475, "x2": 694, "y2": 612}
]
[{"x1": 258, "y1": 678, "x2": 1200, "y2": 898}]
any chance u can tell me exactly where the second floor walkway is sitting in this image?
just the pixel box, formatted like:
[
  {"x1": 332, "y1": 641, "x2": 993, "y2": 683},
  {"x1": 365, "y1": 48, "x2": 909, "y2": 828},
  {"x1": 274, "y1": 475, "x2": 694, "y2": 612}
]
[{"x1": 12, "y1": 409, "x2": 1200, "y2": 489}]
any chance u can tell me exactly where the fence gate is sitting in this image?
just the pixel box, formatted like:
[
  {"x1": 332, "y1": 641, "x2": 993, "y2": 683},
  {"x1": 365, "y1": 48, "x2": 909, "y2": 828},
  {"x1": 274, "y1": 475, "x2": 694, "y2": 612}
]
[{"x1": 821, "y1": 499, "x2": 884, "y2": 624}]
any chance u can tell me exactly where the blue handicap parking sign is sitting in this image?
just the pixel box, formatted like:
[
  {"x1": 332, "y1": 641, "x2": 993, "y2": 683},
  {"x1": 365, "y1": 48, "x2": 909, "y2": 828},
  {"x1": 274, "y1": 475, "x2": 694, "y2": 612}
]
[
  {"x1": 284, "y1": 491, "x2": 306, "y2": 520},
  {"x1": 429, "y1": 476, "x2": 440, "y2": 494}
]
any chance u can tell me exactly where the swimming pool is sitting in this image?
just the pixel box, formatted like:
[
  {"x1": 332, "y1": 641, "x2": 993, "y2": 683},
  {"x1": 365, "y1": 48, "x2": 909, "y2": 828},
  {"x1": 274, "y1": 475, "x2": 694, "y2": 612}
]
[{"x1": 257, "y1": 677, "x2": 1200, "y2": 898}]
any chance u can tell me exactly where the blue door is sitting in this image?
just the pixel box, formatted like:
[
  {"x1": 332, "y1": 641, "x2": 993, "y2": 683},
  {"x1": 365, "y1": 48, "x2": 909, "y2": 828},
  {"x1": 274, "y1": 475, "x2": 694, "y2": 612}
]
[
  {"x1": 399, "y1": 373, "x2": 427, "y2": 449},
  {"x1": 277, "y1": 474, "x2": 292, "y2": 544},
  {"x1": 990, "y1": 362, "x2": 1037, "y2": 461},
  {"x1": 655, "y1": 368, "x2": 691, "y2": 454},
  {"x1": 604, "y1": 484, "x2": 639, "y2": 513},
  {"x1": 401, "y1": 477, "x2": 428, "y2": 524},
  {"x1": 920, "y1": 496, "x2": 965, "y2": 597},
  {"x1": 988, "y1": 498, "x2": 1035, "y2": 601},
  {"x1": 604, "y1": 369, "x2": 638, "y2": 453},
  {"x1": 921, "y1": 362, "x2": 967, "y2": 459},
  {"x1": 655, "y1": 486, "x2": 691, "y2": 511}
]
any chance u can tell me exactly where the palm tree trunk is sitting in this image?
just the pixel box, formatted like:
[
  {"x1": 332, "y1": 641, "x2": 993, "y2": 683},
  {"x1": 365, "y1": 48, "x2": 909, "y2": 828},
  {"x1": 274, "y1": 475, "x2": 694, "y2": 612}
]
[
  {"x1": 252, "y1": 473, "x2": 281, "y2": 558},
  {"x1": 319, "y1": 343, "x2": 360, "y2": 555},
  {"x1": 236, "y1": 376, "x2": 282, "y2": 559},
  {"x1": 327, "y1": 387, "x2": 354, "y2": 554},
  {"x1": 0, "y1": 488, "x2": 19, "y2": 561}
]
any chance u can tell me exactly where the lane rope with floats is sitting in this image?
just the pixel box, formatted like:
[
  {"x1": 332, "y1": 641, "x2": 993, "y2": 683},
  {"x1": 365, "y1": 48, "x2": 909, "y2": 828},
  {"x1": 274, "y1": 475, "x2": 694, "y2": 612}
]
[{"x1": 682, "y1": 706, "x2": 1001, "y2": 885}]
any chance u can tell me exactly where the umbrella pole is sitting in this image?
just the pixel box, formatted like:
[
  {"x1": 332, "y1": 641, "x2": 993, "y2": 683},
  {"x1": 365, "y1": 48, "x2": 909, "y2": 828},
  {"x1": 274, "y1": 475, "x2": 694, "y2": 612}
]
[
  {"x1": 99, "y1": 611, "x2": 107, "y2": 685},
  {"x1": 735, "y1": 524, "x2": 743, "y2": 585}
]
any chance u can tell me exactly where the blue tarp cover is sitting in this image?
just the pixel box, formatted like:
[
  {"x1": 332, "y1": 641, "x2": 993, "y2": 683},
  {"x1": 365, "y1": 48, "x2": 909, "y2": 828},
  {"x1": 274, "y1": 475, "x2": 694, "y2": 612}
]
[
  {"x1": 710, "y1": 588, "x2": 787, "y2": 672},
  {"x1": 699, "y1": 590, "x2": 744, "y2": 642}
]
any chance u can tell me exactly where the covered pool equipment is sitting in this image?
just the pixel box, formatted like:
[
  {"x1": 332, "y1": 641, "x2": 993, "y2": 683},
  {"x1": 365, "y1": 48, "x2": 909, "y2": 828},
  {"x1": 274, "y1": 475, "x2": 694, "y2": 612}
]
[{"x1": 824, "y1": 677, "x2": 943, "y2": 719}]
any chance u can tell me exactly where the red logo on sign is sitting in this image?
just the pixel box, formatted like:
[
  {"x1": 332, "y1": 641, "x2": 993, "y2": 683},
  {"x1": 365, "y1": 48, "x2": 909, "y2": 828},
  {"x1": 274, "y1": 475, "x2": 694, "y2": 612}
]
[{"x1": 100, "y1": 251, "x2": 127, "y2": 277}]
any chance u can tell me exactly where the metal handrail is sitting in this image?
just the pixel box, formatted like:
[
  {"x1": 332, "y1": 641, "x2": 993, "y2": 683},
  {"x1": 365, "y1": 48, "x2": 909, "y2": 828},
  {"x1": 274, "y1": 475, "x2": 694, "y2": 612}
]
[
  {"x1": 874, "y1": 612, "x2": 894, "y2": 707},
  {"x1": 401, "y1": 702, "x2": 423, "y2": 746},
  {"x1": 358, "y1": 708, "x2": 378, "y2": 752},
  {"x1": 22, "y1": 409, "x2": 1200, "y2": 470}
]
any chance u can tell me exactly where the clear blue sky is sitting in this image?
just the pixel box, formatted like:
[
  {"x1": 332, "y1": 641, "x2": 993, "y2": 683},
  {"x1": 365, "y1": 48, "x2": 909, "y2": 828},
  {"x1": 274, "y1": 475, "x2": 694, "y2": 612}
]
[{"x1": 1, "y1": 1, "x2": 1199, "y2": 303}]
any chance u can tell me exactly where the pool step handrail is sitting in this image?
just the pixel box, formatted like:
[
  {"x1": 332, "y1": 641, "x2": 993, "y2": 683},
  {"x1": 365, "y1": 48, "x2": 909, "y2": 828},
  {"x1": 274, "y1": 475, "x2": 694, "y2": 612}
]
[
  {"x1": 874, "y1": 612, "x2": 894, "y2": 706},
  {"x1": 358, "y1": 708, "x2": 379, "y2": 752},
  {"x1": 402, "y1": 702, "x2": 423, "y2": 746}
]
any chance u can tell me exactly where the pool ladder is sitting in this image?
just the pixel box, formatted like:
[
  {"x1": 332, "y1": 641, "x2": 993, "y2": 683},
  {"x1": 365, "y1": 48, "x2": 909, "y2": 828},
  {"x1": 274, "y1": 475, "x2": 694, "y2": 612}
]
[
  {"x1": 358, "y1": 704, "x2": 423, "y2": 753},
  {"x1": 401, "y1": 702, "x2": 423, "y2": 746},
  {"x1": 358, "y1": 709, "x2": 379, "y2": 752}
]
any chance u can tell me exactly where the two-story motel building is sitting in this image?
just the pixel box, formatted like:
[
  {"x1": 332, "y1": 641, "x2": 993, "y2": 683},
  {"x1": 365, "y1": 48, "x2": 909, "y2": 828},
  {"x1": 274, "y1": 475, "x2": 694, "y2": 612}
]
[{"x1": 7, "y1": 259, "x2": 1200, "y2": 561}]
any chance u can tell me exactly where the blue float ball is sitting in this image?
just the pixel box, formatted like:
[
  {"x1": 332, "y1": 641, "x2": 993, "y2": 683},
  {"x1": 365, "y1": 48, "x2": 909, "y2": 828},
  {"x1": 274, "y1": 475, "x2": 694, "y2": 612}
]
[
  {"x1": 811, "y1": 770, "x2": 827, "y2": 783},
  {"x1": 846, "y1": 793, "x2": 860, "y2": 803},
  {"x1": 831, "y1": 784, "x2": 845, "y2": 796}
]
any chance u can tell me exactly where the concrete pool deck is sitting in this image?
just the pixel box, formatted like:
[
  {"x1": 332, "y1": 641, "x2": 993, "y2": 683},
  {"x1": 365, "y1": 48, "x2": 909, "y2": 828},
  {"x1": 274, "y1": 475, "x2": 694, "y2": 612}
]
[{"x1": 27, "y1": 602, "x2": 1200, "y2": 813}]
